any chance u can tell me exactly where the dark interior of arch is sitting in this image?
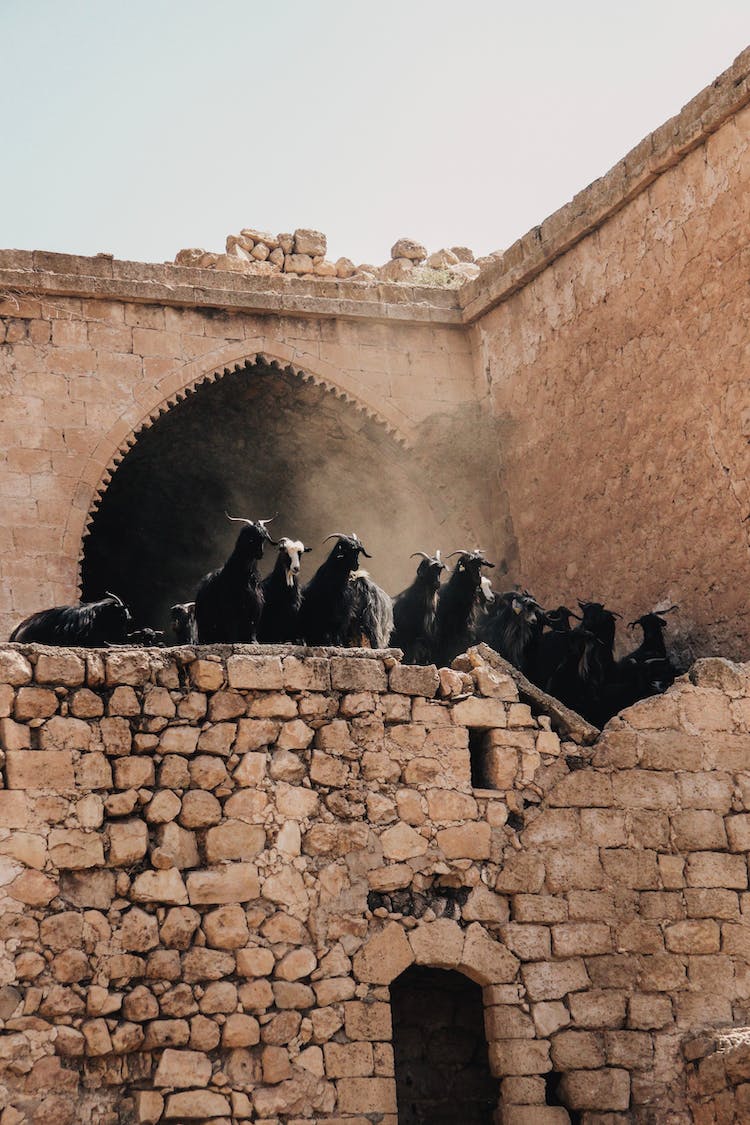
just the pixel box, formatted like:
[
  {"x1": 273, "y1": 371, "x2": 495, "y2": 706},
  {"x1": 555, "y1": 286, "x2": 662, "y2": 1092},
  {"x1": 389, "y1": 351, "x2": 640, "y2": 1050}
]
[
  {"x1": 80, "y1": 360, "x2": 455, "y2": 632},
  {"x1": 390, "y1": 966, "x2": 499, "y2": 1124}
]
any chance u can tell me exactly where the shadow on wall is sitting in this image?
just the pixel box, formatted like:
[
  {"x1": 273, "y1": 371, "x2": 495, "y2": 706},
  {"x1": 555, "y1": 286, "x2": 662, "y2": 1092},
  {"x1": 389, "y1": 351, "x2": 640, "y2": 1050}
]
[{"x1": 80, "y1": 363, "x2": 517, "y2": 632}]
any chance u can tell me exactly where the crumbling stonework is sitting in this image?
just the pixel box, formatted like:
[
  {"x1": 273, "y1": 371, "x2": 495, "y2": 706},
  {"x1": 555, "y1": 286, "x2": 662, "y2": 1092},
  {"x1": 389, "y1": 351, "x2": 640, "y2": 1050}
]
[
  {"x1": 2, "y1": 643, "x2": 750, "y2": 1122},
  {"x1": 174, "y1": 227, "x2": 480, "y2": 288}
]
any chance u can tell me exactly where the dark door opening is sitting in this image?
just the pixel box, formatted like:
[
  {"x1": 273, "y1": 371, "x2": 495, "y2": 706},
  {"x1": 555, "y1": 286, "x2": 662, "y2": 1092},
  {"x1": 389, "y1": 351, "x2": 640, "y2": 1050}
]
[
  {"x1": 390, "y1": 965, "x2": 499, "y2": 1124},
  {"x1": 80, "y1": 361, "x2": 450, "y2": 633}
]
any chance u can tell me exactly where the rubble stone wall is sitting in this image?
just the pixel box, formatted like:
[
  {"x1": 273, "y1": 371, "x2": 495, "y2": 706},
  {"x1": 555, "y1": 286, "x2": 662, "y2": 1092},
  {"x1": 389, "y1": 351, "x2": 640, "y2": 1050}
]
[{"x1": 3, "y1": 644, "x2": 750, "y2": 1123}]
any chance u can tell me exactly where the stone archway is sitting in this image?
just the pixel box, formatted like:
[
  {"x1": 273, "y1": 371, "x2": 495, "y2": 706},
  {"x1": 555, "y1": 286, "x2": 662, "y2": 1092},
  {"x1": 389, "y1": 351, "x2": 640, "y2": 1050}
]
[
  {"x1": 391, "y1": 965, "x2": 499, "y2": 1123},
  {"x1": 78, "y1": 356, "x2": 457, "y2": 631}
]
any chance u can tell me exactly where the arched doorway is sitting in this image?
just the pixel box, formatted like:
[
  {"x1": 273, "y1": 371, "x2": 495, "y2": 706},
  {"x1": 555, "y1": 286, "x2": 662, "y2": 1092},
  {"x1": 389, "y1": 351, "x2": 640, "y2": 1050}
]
[
  {"x1": 390, "y1": 965, "x2": 499, "y2": 1124},
  {"x1": 80, "y1": 358, "x2": 452, "y2": 631}
]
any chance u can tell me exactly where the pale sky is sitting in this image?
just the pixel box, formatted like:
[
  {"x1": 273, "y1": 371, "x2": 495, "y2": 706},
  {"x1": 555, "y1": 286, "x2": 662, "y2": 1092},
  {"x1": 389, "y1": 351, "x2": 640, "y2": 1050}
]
[{"x1": 2, "y1": 1, "x2": 749, "y2": 267}]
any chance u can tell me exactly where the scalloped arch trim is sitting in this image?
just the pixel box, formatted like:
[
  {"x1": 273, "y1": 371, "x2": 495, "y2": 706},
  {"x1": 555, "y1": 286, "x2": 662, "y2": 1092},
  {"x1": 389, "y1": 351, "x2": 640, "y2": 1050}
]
[{"x1": 70, "y1": 349, "x2": 415, "y2": 591}]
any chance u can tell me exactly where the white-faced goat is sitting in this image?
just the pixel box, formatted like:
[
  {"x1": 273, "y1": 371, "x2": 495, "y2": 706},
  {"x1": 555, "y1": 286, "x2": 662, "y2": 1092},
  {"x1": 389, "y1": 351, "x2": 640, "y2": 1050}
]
[
  {"x1": 195, "y1": 514, "x2": 276, "y2": 643},
  {"x1": 170, "y1": 602, "x2": 198, "y2": 645},
  {"x1": 347, "y1": 570, "x2": 394, "y2": 649},
  {"x1": 298, "y1": 533, "x2": 372, "y2": 645},
  {"x1": 390, "y1": 550, "x2": 446, "y2": 664},
  {"x1": 9, "y1": 593, "x2": 132, "y2": 647},
  {"x1": 433, "y1": 549, "x2": 495, "y2": 667},
  {"x1": 258, "y1": 538, "x2": 312, "y2": 643}
]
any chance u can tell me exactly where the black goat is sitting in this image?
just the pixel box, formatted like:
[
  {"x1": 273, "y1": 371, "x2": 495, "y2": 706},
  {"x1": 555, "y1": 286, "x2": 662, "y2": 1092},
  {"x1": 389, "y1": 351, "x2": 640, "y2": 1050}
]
[
  {"x1": 195, "y1": 514, "x2": 276, "y2": 643},
  {"x1": 531, "y1": 604, "x2": 581, "y2": 691},
  {"x1": 476, "y1": 589, "x2": 544, "y2": 676},
  {"x1": 298, "y1": 533, "x2": 372, "y2": 645},
  {"x1": 433, "y1": 549, "x2": 495, "y2": 667},
  {"x1": 347, "y1": 571, "x2": 394, "y2": 649},
  {"x1": 170, "y1": 602, "x2": 198, "y2": 645},
  {"x1": 258, "y1": 538, "x2": 311, "y2": 643},
  {"x1": 391, "y1": 550, "x2": 446, "y2": 664},
  {"x1": 9, "y1": 593, "x2": 131, "y2": 647},
  {"x1": 618, "y1": 608, "x2": 678, "y2": 694}
]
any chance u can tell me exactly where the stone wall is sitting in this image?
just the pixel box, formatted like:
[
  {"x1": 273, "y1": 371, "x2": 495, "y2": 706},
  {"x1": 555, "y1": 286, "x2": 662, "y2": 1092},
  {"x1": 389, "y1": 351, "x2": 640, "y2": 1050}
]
[
  {"x1": 0, "y1": 276, "x2": 482, "y2": 639},
  {"x1": 3, "y1": 643, "x2": 750, "y2": 1122},
  {"x1": 467, "y1": 48, "x2": 750, "y2": 662}
]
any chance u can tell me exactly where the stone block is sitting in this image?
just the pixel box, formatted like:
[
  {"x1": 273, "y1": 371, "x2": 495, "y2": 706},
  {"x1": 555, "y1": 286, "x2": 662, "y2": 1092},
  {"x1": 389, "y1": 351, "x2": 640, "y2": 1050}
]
[
  {"x1": 15, "y1": 686, "x2": 57, "y2": 719},
  {"x1": 282, "y1": 655, "x2": 330, "y2": 690},
  {"x1": 0, "y1": 649, "x2": 32, "y2": 684},
  {"x1": 673, "y1": 810, "x2": 728, "y2": 851},
  {"x1": 331, "y1": 657, "x2": 388, "y2": 692},
  {"x1": 109, "y1": 819, "x2": 148, "y2": 865},
  {"x1": 521, "y1": 959, "x2": 590, "y2": 1001},
  {"x1": 451, "y1": 696, "x2": 508, "y2": 727},
  {"x1": 551, "y1": 1030, "x2": 605, "y2": 1069},
  {"x1": 0, "y1": 716, "x2": 31, "y2": 750},
  {"x1": 163, "y1": 1091, "x2": 231, "y2": 1119},
  {"x1": 353, "y1": 923, "x2": 414, "y2": 984},
  {"x1": 489, "y1": 1039, "x2": 551, "y2": 1076},
  {"x1": 389, "y1": 664, "x2": 439, "y2": 695},
  {"x1": 105, "y1": 650, "x2": 152, "y2": 686},
  {"x1": 336, "y1": 1076, "x2": 397, "y2": 1114},
  {"x1": 154, "y1": 1047, "x2": 211, "y2": 1087},
  {"x1": 0, "y1": 790, "x2": 29, "y2": 827},
  {"x1": 437, "y1": 822, "x2": 491, "y2": 859},
  {"x1": 558, "y1": 1068, "x2": 630, "y2": 1111},
  {"x1": 49, "y1": 828, "x2": 104, "y2": 868},
  {"x1": 35, "y1": 651, "x2": 85, "y2": 685},
  {"x1": 687, "y1": 852, "x2": 747, "y2": 888},
  {"x1": 665, "y1": 919, "x2": 721, "y2": 954},
  {"x1": 548, "y1": 771, "x2": 613, "y2": 807},
  {"x1": 344, "y1": 1000, "x2": 392, "y2": 1041},
  {"x1": 186, "y1": 863, "x2": 260, "y2": 904},
  {"x1": 131, "y1": 869, "x2": 189, "y2": 905},
  {"x1": 611, "y1": 770, "x2": 677, "y2": 809},
  {"x1": 6, "y1": 747, "x2": 76, "y2": 792},
  {"x1": 324, "y1": 1041, "x2": 374, "y2": 1077},
  {"x1": 380, "y1": 822, "x2": 427, "y2": 860},
  {"x1": 188, "y1": 659, "x2": 225, "y2": 692},
  {"x1": 205, "y1": 820, "x2": 265, "y2": 863}
]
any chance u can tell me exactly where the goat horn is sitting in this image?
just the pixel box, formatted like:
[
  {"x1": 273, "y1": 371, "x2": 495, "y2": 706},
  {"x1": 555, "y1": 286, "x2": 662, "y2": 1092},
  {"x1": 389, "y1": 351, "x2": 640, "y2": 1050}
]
[
  {"x1": 660, "y1": 604, "x2": 679, "y2": 614},
  {"x1": 445, "y1": 551, "x2": 468, "y2": 559},
  {"x1": 104, "y1": 591, "x2": 124, "y2": 606},
  {"x1": 225, "y1": 511, "x2": 252, "y2": 524},
  {"x1": 257, "y1": 516, "x2": 275, "y2": 529},
  {"x1": 409, "y1": 551, "x2": 432, "y2": 560},
  {"x1": 323, "y1": 533, "x2": 349, "y2": 543}
]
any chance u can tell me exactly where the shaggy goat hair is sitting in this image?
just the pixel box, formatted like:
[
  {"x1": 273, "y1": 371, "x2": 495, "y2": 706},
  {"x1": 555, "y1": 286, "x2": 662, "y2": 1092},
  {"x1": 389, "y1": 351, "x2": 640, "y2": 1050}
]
[
  {"x1": 298, "y1": 533, "x2": 372, "y2": 646},
  {"x1": 195, "y1": 514, "x2": 276, "y2": 643},
  {"x1": 258, "y1": 538, "x2": 311, "y2": 643},
  {"x1": 170, "y1": 602, "x2": 198, "y2": 645},
  {"x1": 347, "y1": 570, "x2": 394, "y2": 650},
  {"x1": 476, "y1": 589, "x2": 544, "y2": 677},
  {"x1": 433, "y1": 549, "x2": 495, "y2": 668},
  {"x1": 9, "y1": 593, "x2": 131, "y2": 647},
  {"x1": 390, "y1": 550, "x2": 446, "y2": 665}
]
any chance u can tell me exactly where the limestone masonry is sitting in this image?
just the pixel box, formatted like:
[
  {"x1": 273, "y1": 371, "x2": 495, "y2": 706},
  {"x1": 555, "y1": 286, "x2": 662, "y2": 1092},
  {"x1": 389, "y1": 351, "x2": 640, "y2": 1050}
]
[
  {"x1": 2, "y1": 48, "x2": 750, "y2": 654},
  {"x1": 3, "y1": 41, "x2": 750, "y2": 1125},
  {"x1": 3, "y1": 642, "x2": 750, "y2": 1122}
]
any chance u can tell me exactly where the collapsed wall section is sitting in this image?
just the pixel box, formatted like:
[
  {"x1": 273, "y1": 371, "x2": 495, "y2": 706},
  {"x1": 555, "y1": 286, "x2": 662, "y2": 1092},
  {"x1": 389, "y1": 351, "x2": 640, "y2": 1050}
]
[{"x1": 1, "y1": 645, "x2": 750, "y2": 1123}]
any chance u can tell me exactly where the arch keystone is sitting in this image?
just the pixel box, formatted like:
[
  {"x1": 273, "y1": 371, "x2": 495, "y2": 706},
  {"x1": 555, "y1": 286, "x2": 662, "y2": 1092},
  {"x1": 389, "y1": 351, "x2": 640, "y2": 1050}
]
[
  {"x1": 353, "y1": 922, "x2": 414, "y2": 985},
  {"x1": 460, "y1": 921, "x2": 520, "y2": 984},
  {"x1": 408, "y1": 918, "x2": 464, "y2": 968}
]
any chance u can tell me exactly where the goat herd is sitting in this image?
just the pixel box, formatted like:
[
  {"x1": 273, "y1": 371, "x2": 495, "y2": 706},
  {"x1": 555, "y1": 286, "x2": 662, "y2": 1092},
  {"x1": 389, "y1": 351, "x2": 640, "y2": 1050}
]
[{"x1": 9, "y1": 515, "x2": 678, "y2": 728}]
